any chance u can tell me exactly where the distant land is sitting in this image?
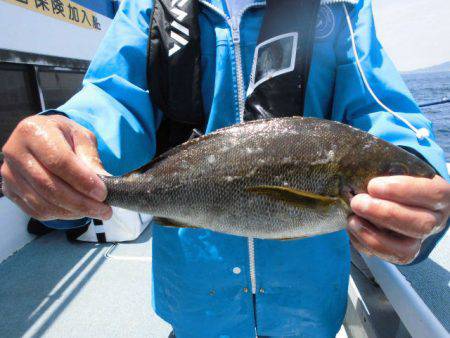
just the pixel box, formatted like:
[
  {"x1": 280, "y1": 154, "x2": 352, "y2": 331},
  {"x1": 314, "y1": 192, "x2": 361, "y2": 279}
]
[{"x1": 405, "y1": 61, "x2": 450, "y2": 74}]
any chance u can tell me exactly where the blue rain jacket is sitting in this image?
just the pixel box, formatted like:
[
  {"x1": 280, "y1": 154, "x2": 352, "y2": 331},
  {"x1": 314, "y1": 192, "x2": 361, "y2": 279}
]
[{"x1": 44, "y1": 0, "x2": 449, "y2": 336}]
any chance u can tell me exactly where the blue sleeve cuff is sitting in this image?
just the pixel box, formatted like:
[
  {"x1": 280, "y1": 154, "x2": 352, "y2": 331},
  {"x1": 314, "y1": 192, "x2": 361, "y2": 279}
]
[
  {"x1": 38, "y1": 109, "x2": 68, "y2": 117},
  {"x1": 410, "y1": 219, "x2": 449, "y2": 265},
  {"x1": 43, "y1": 218, "x2": 92, "y2": 230}
]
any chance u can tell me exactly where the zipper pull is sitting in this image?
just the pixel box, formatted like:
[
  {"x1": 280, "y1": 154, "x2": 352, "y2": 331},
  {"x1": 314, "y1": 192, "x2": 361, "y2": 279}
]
[{"x1": 231, "y1": 22, "x2": 240, "y2": 43}]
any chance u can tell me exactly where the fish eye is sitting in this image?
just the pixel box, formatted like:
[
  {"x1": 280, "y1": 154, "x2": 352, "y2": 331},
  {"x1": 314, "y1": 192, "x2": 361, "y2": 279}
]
[{"x1": 387, "y1": 162, "x2": 409, "y2": 176}]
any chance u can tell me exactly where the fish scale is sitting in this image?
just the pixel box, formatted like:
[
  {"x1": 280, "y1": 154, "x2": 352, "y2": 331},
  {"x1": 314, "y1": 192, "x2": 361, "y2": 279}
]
[{"x1": 102, "y1": 117, "x2": 436, "y2": 240}]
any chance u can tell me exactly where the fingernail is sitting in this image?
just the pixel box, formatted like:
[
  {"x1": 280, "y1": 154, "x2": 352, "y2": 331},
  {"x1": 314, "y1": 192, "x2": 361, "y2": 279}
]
[
  {"x1": 90, "y1": 185, "x2": 107, "y2": 202},
  {"x1": 370, "y1": 177, "x2": 387, "y2": 185},
  {"x1": 369, "y1": 177, "x2": 392, "y2": 195},
  {"x1": 348, "y1": 217, "x2": 363, "y2": 233},
  {"x1": 351, "y1": 194, "x2": 371, "y2": 213}
]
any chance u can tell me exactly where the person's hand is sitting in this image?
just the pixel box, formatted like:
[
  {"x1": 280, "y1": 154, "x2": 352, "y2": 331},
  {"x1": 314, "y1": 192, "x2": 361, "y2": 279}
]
[
  {"x1": 1, "y1": 115, "x2": 113, "y2": 221},
  {"x1": 348, "y1": 175, "x2": 450, "y2": 265}
]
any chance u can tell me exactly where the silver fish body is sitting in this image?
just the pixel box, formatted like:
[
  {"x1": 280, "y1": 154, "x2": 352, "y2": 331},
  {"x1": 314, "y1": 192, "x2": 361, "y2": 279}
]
[{"x1": 102, "y1": 117, "x2": 435, "y2": 240}]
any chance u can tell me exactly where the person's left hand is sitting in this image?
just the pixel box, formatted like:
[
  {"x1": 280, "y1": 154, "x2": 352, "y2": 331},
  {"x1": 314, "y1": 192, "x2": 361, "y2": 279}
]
[{"x1": 347, "y1": 175, "x2": 450, "y2": 265}]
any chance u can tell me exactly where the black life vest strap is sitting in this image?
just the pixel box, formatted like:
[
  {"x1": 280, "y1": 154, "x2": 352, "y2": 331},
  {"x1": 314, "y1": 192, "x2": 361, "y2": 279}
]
[
  {"x1": 156, "y1": 118, "x2": 202, "y2": 155},
  {"x1": 244, "y1": 0, "x2": 322, "y2": 121},
  {"x1": 148, "y1": 0, "x2": 204, "y2": 155}
]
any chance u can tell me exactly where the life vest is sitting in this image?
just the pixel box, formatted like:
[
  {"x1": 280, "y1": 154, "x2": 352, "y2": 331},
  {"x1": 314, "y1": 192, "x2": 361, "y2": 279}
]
[
  {"x1": 148, "y1": 0, "x2": 204, "y2": 155},
  {"x1": 147, "y1": 0, "x2": 321, "y2": 154}
]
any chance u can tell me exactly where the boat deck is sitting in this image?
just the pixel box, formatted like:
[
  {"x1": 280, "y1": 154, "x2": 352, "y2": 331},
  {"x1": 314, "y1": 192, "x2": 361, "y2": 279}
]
[
  {"x1": 0, "y1": 222, "x2": 448, "y2": 337},
  {"x1": 0, "y1": 227, "x2": 172, "y2": 338}
]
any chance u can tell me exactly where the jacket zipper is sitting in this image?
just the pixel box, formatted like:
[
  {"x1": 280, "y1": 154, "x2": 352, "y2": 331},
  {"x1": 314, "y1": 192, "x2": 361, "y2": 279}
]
[
  {"x1": 199, "y1": 1, "x2": 265, "y2": 296},
  {"x1": 230, "y1": 23, "x2": 246, "y2": 122}
]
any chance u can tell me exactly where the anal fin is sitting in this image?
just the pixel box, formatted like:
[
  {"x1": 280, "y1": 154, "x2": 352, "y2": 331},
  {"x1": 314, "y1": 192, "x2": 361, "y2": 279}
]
[
  {"x1": 154, "y1": 217, "x2": 200, "y2": 229},
  {"x1": 278, "y1": 237, "x2": 304, "y2": 241}
]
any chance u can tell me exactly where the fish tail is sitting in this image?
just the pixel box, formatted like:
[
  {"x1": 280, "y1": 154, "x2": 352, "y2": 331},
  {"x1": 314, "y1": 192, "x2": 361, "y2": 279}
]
[{"x1": 99, "y1": 175, "x2": 126, "y2": 206}]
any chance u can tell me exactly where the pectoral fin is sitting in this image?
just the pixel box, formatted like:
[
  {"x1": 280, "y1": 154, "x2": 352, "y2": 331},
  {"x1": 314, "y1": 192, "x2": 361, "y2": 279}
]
[
  {"x1": 246, "y1": 186, "x2": 341, "y2": 209},
  {"x1": 154, "y1": 217, "x2": 200, "y2": 229}
]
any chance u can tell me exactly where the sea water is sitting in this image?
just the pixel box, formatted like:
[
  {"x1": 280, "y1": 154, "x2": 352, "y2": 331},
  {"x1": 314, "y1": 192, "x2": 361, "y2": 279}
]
[{"x1": 403, "y1": 71, "x2": 450, "y2": 162}]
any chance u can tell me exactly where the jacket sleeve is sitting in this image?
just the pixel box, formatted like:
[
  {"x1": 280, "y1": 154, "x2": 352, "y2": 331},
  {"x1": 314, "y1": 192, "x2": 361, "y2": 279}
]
[
  {"x1": 42, "y1": 0, "x2": 157, "y2": 230},
  {"x1": 332, "y1": 0, "x2": 449, "y2": 264},
  {"x1": 52, "y1": 0, "x2": 157, "y2": 176}
]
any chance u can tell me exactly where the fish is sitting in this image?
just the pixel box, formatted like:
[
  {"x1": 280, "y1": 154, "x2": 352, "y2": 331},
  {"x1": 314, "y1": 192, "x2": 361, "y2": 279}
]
[{"x1": 100, "y1": 117, "x2": 436, "y2": 240}]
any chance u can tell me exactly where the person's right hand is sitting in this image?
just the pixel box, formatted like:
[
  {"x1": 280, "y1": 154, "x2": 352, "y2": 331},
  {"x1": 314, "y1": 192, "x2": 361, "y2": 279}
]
[{"x1": 1, "y1": 115, "x2": 113, "y2": 221}]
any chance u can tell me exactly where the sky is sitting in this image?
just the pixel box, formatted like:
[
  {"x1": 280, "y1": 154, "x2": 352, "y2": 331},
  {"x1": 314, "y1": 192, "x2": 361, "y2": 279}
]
[{"x1": 372, "y1": 0, "x2": 450, "y2": 71}]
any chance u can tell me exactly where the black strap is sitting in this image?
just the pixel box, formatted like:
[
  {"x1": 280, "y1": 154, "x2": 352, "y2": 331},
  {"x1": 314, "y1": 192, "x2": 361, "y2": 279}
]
[
  {"x1": 65, "y1": 219, "x2": 106, "y2": 243},
  {"x1": 155, "y1": 118, "x2": 202, "y2": 155},
  {"x1": 93, "y1": 219, "x2": 107, "y2": 243},
  {"x1": 148, "y1": 0, "x2": 205, "y2": 156},
  {"x1": 27, "y1": 218, "x2": 53, "y2": 236},
  {"x1": 66, "y1": 224, "x2": 90, "y2": 242},
  {"x1": 148, "y1": 0, "x2": 204, "y2": 126},
  {"x1": 245, "y1": 0, "x2": 321, "y2": 121}
]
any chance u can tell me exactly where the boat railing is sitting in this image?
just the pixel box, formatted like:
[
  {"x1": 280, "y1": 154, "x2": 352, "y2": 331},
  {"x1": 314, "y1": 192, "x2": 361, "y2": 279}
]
[
  {"x1": 345, "y1": 163, "x2": 450, "y2": 338},
  {"x1": 361, "y1": 256, "x2": 449, "y2": 338}
]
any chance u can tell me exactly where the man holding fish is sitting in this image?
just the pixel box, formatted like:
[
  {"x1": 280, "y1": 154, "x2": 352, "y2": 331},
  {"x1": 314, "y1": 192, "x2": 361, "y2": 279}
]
[{"x1": 1, "y1": 0, "x2": 450, "y2": 337}]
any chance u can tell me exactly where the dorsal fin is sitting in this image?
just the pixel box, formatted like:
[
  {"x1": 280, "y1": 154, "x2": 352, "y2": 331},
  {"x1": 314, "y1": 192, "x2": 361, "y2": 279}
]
[
  {"x1": 124, "y1": 123, "x2": 249, "y2": 176},
  {"x1": 124, "y1": 140, "x2": 197, "y2": 176}
]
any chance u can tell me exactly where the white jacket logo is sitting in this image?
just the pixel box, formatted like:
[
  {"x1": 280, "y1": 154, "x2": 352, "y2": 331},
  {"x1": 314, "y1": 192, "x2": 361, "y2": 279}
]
[{"x1": 169, "y1": 0, "x2": 190, "y2": 56}]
